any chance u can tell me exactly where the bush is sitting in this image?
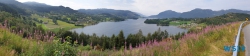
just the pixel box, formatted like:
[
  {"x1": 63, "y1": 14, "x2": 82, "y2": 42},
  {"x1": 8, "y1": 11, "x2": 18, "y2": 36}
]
[
  {"x1": 78, "y1": 45, "x2": 91, "y2": 51},
  {"x1": 44, "y1": 36, "x2": 78, "y2": 56}
]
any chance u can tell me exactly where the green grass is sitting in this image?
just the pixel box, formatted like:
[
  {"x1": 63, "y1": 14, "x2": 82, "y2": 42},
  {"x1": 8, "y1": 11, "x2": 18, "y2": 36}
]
[
  {"x1": 169, "y1": 21, "x2": 191, "y2": 25},
  {"x1": 0, "y1": 28, "x2": 83, "y2": 56},
  {"x1": 0, "y1": 28, "x2": 40, "y2": 56},
  {"x1": 31, "y1": 14, "x2": 81, "y2": 32}
]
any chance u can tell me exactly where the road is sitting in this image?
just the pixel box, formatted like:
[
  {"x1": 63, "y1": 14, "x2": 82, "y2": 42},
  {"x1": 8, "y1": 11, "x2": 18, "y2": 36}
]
[{"x1": 243, "y1": 24, "x2": 250, "y2": 56}]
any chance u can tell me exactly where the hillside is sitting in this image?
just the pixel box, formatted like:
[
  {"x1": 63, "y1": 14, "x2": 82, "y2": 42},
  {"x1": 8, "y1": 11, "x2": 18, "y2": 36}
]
[
  {"x1": 149, "y1": 8, "x2": 250, "y2": 18},
  {"x1": 0, "y1": 0, "x2": 138, "y2": 22},
  {"x1": 0, "y1": 0, "x2": 136, "y2": 28},
  {"x1": 23, "y1": 2, "x2": 50, "y2": 7},
  {"x1": 78, "y1": 9, "x2": 140, "y2": 19},
  {"x1": 145, "y1": 13, "x2": 250, "y2": 26}
]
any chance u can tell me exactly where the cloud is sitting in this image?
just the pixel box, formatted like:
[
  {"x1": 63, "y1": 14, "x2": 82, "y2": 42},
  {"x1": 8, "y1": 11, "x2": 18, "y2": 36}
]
[{"x1": 16, "y1": 0, "x2": 250, "y2": 16}]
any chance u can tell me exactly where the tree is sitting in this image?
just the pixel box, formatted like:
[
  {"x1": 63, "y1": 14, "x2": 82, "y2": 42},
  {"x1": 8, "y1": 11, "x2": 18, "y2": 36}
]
[
  {"x1": 164, "y1": 30, "x2": 169, "y2": 38},
  {"x1": 117, "y1": 30, "x2": 125, "y2": 49},
  {"x1": 146, "y1": 33, "x2": 152, "y2": 41},
  {"x1": 33, "y1": 22, "x2": 37, "y2": 26},
  {"x1": 53, "y1": 19, "x2": 58, "y2": 25},
  {"x1": 137, "y1": 29, "x2": 143, "y2": 37},
  {"x1": 111, "y1": 34, "x2": 117, "y2": 49},
  {"x1": 39, "y1": 20, "x2": 43, "y2": 23}
]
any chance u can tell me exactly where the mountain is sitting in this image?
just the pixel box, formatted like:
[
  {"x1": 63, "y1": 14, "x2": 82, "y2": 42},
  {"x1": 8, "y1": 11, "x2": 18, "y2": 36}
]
[
  {"x1": 0, "y1": 0, "x2": 23, "y2": 5},
  {"x1": 149, "y1": 8, "x2": 250, "y2": 18},
  {"x1": 23, "y1": 2, "x2": 50, "y2": 7},
  {"x1": 150, "y1": 10, "x2": 180, "y2": 18},
  {"x1": 27, "y1": 5, "x2": 77, "y2": 13},
  {"x1": 1, "y1": 0, "x2": 141, "y2": 19},
  {"x1": 180, "y1": 8, "x2": 214, "y2": 18},
  {"x1": 0, "y1": 0, "x2": 79, "y2": 15},
  {"x1": 22, "y1": 2, "x2": 78, "y2": 13},
  {"x1": 0, "y1": 2, "x2": 18, "y2": 15},
  {"x1": 0, "y1": 0, "x2": 29, "y2": 15},
  {"x1": 78, "y1": 9, "x2": 140, "y2": 19}
]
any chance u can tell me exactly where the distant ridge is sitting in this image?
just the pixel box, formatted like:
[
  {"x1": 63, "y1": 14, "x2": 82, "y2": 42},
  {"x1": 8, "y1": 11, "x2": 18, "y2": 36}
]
[
  {"x1": 149, "y1": 8, "x2": 250, "y2": 18},
  {"x1": 0, "y1": 0, "x2": 140, "y2": 19},
  {"x1": 78, "y1": 9, "x2": 140, "y2": 19}
]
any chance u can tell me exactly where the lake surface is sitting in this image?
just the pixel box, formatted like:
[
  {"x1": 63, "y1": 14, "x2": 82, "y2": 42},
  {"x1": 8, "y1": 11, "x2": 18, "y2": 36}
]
[{"x1": 71, "y1": 19, "x2": 188, "y2": 37}]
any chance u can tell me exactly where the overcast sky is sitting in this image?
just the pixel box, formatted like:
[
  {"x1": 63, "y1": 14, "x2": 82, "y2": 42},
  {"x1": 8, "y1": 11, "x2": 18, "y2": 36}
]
[{"x1": 16, "y1": 0, "x2": 250, "y2": 16}]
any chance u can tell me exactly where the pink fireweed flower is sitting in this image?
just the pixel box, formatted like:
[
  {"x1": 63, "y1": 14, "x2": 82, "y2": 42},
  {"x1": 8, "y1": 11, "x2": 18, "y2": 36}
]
[
  {"x1": 136, "y1": 45, "x2": 138, "y2": 48},
  {"x1": 19, "y1": 30, "x2": 22, "y2": 34},
  {"x1": 147, "y1": 40, "x2": 152, "y2": 46},
  {"x1": 37, "y1": 41, "x2": 40, "y2": 45},
  {"x1": 59, "y1": 38, "x2": 62, "y2": 42},
  {"x1": 62, "y1": 51, "x2": 64, "y2": 56},
  {"x1": 4, "y1": 20, "x2": 7, "y2": 28},
  {"x1": 113, "y1": 45, "x2": 116, "y2": 50},
  {"x1": 125, "y1": 41, "x2": 127, "y2": 50},
  {"x1": 81, "y1": 41, "x2": 83, "y2": 46},
  {"x1": 90, "y1": 42, "x2": 92, "y2": 47},
  {"x1": 129, "y1": 43, "x2": 132, "y2": 50},
  {"x1": 63, "y1": 39, "x2": 66, "y2": 43},
  {"x1": 49, "y1": 37, "x2": 53, "y2": 42},
  {"x1": 75, "y1": 39, "x2": 78, "y2": 43},
  {"x1": 153, "y1": 39, "x2": 159, "y2": 46},
  {"x1": 141, "y1": 42, "x2": 146, "y2": 48}
]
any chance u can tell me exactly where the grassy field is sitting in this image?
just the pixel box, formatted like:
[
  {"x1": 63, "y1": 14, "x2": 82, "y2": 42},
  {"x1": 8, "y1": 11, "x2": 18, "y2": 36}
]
[
  {"x1": 31, "y1": 14, "x2": 81, "y2": 32},
  {"x1": 169, "y1": 20, "x2": 192, "y2": 25}
]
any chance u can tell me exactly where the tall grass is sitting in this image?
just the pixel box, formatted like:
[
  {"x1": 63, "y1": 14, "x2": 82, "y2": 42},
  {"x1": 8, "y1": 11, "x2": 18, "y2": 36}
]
[{"x1": 0, "y1": 27, "x2": 79, "y2": 56}]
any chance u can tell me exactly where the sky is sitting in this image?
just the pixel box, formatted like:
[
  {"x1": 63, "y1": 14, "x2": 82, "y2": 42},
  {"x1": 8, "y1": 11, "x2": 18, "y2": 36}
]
[{"x1": 16, "y1": 0, "x2": 250, "y2": 16}]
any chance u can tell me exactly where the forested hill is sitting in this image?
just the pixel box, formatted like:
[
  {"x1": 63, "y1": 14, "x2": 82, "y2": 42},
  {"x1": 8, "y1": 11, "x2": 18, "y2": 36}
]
[
  {"x1": 149, "y1": 8, "x2": 250, "y2": 18},
  {"x1": 0, "y1": 0, "x2": 142, "y2": 27},
  {"x1": 0, "y1": 0, "x2": 140, "y2": 20},
  {"x1": 78, "y1": 9, "x2": 141, "y2": 19},
  {"x1": 0, "y1": 3, "x2": 18, "y2": 16},
  {"x1": 145, "y1": 13, "x2": 250, "y2": 26},
  {"x1": 23, "y1": 2, "x2": 50, "y2": 7},
  {"x1": 22, "y1": 2, "x2": 78, "y2": 14},
  {"x1": 0, "y1": 0, "x2": 77, "y2": 15}
]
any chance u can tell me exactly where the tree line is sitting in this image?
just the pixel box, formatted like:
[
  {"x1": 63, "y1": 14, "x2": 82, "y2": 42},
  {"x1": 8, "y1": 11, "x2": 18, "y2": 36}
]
[{"x1": 56, "y1": 28, "x2": 172, "y2": 50}]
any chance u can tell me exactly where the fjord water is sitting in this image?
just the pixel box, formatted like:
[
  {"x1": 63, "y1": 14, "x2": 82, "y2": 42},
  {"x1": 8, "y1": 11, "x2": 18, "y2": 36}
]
[{"x1": 71, "y1": 19, "x2": 188, "y2": 37}]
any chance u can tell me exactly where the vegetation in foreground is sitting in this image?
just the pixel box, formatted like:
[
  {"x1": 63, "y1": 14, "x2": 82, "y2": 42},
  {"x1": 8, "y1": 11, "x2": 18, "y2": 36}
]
[
  {"x1": 79, "y1": 22, "x2": 244, "y2": 56},
  {"x1": 0, "y1": 21, "x2": 245, "y2": 56},
  {"x1": 1, "y1": 8, "x2": 249, "y2": 55},
  {"x1": 1, "y1": 0, "x2": 250, "y2": 56}
]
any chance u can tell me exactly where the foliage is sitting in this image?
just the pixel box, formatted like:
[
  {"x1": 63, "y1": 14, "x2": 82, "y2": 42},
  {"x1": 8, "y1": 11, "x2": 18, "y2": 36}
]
[
  {"x1": 78, "y1": 9, "x2": 140, "y2": 19},
  {"x1": 78, "y1": 21, "x2": 241, "y2": 56},
  {"x1": 144, "y1": 18, "x2": 192, "y2": 26},
  {"x1": 195, "y1": 13, "x2": 249, "y2": 25},
  {"x1": 0, "y1": 1, "x2": 249, "y2": 56},
  {"x1": 0, "y1": 27, "x2": 78, "y2": 56},
  {"x1": 55, "y1": 28, "x2": 169, "y2": 50},
  {"x1": 145, "y1": 13, "x2": 250, "y2": 26}
]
